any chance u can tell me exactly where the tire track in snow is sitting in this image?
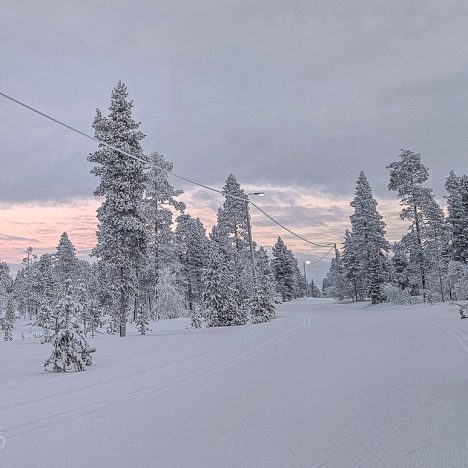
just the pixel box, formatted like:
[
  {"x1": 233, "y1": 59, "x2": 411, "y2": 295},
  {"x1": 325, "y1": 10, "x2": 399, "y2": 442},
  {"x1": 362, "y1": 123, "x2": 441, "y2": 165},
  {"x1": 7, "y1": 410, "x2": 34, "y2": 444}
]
[{"x1": 3, "y1": 312, "x2": 312, "y2": 445}]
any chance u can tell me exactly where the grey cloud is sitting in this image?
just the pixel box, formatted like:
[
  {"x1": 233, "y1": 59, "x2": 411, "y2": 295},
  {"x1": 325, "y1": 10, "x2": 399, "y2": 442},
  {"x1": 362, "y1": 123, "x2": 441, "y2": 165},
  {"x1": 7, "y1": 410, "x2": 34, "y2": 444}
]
[
  {"x1": 1, "y1": 0, "x2": 468, "y2": 204},
  {"x1": 0, "y1": 233, "x2": 39, "y2": 243}
]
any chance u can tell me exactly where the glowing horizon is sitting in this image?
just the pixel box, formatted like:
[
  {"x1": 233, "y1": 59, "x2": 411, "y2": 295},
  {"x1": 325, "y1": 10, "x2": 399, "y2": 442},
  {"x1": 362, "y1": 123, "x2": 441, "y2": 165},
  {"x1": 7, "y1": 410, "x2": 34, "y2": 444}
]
[{"x1": 0, "y1": 184, "x2": 413, "y2": 280}]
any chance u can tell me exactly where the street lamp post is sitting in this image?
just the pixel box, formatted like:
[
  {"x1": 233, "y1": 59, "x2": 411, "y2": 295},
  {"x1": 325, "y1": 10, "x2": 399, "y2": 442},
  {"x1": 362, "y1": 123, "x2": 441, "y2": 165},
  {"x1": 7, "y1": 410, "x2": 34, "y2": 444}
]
[
  {"x1": 303, "y1": 260, "x2": 311, "y2": 295},
  {"x1": 245, "y1": 192, "x2": 264, "y2": 285}
]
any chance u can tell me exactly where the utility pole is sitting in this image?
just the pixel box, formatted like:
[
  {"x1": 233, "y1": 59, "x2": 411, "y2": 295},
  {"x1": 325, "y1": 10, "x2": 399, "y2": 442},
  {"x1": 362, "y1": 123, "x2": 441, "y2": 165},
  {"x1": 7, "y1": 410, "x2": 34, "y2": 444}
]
[
  {"x1": 244, "y1": 192, "x2": 265, "y2": 286},
  {"x1": 303, "y1": 260, "x2": 311, "y2": 296}
]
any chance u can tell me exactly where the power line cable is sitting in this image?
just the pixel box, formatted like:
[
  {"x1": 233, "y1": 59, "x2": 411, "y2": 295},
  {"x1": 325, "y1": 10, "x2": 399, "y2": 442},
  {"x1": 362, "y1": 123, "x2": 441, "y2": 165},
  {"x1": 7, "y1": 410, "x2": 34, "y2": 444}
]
[
  {"x1": 249, "y1": 201, "x2": 334, "y2": 248},
  {"x1": 0, "y1": 90, "x2": 336, "y2": 251},
  {"x1": 307, "y1": 246, "x2": 335, "y2": 265}
]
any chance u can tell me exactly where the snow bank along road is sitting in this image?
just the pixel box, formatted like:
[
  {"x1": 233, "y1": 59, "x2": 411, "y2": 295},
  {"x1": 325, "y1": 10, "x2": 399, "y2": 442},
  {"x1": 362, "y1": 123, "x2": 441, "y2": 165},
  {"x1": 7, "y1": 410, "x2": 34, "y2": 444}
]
[{"x1": 1, "y1": 298, "x2": 468, "y2": 467}]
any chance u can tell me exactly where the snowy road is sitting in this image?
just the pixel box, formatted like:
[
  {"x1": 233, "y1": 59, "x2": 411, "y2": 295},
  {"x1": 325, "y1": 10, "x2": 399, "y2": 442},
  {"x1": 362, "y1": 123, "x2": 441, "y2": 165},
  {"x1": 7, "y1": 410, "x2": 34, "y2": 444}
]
[{"x1": 1, "y1": 299, "x2": 468, "y2": 467}]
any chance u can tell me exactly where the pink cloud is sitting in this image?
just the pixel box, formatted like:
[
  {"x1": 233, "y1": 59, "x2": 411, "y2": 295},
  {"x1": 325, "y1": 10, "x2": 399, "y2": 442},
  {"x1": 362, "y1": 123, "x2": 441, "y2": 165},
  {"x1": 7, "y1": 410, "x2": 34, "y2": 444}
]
[{"x1": 0, "y1": 185, "x2": 416, "y2": 268}]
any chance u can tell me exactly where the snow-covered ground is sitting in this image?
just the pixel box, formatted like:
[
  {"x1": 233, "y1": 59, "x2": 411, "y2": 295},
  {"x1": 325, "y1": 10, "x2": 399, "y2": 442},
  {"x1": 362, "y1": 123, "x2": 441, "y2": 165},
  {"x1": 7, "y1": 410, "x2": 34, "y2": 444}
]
[{"x1": 1, "y1": 298, "x2": 468, "y2": 467}]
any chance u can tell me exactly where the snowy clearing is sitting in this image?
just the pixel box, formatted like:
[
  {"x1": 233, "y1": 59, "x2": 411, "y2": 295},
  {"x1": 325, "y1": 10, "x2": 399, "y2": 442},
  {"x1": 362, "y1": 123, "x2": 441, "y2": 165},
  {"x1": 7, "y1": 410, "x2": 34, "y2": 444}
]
[{"x1": 1, "y1": 298, "x2": 468, "y2": 467}]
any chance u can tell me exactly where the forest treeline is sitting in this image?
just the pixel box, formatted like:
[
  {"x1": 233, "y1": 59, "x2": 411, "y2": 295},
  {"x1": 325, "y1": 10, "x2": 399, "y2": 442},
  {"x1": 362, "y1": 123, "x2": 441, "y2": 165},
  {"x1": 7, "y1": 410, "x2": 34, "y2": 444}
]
[{"x1": 323, "y1": 151, "x2": 468, "y2": 305}]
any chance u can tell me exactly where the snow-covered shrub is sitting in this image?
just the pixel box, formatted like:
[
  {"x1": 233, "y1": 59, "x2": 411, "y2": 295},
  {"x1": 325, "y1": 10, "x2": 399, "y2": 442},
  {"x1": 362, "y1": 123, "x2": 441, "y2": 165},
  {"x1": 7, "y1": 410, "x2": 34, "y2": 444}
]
[
  {"x1": 425, "y1": 289, "x2": 442, "y2": 305},
  {"x1": 190, "y1": 305, "x2": 204, "y2": 329},
  {"x1": 452, "y1": 302, "x2": 468, "y2": 319}
]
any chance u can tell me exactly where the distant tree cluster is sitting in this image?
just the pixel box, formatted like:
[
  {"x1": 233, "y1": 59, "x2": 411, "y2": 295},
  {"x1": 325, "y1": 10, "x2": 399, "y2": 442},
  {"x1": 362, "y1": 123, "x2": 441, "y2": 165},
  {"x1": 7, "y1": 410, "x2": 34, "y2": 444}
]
[
  {"x1": 324, "y1": 150, "x2": 468, "y2": 305},
  {"x1": 0, "y1": 82, "x2": 314, "y2": 371}
]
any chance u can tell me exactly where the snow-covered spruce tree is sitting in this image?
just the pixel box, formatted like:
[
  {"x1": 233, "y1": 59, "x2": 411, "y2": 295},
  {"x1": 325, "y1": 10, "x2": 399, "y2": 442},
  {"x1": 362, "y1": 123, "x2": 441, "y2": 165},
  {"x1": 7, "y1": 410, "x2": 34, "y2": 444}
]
[
  {"x1": 324, "y1": 251, "x2": 350, "y2": 301},
  {"x1": 342, "y1": 229, "x2": 363, "y2": 301},
  {"x1": 0, "y1": 261, "x2": 11, "y2": 317},
  {"x1": 309, "y1": 279, "x2": 322, "y2": 298},
  {"x1": 14, "y1": 247, "x2": 38, "y2": 320},
  {"x1": 202, "y1": 242, "x2": 246, "y2": 327},
  {"x1": 387, "y1": 150, "x2": 448, "y2": 301},
  {"x1": 445, "y1": 171, "x2": 468, "y2": 263},
  {"x1": 88, "y1": 81, "x2": 148, "y2": 337},
  {"x1": 87, "y1": 303, "x2": 104, "y2": 338},
  {"x1": 346, "y1": 172, "x2": 389, "y2": 303},
  {"x1": 35, "y1": 253, "x2": 58, "y2": 343},
  {"x1": 44, "y1": 280, "x2": 93, "y2": 373},
  {"x1": 1, "y1": 282, "x2": 15, "y2": 341},
  {"x1": 54, "y1": 232, "x2": 79, "y2": 287},
  {"x1": 291, "y1": 254, "x2": 306, "y2": 299},
  {"x1": 141, "y1": 151, "x2": 185, "y2": 319},
  {"x1": 272, "y1": 237, "x2": 296, "y2": 302},
  {"x1": 368, "y1": 248, "x2": 386, "y2": 304},
  {"x1": 176, "y1": 214, "x2": 209, "y2": 311},
  {"x1": 153, "y1": 266, "x2": 187, "y2": 319},
  {"x1": 250, "y1": 247, "x2": 276, "y2": 323}
]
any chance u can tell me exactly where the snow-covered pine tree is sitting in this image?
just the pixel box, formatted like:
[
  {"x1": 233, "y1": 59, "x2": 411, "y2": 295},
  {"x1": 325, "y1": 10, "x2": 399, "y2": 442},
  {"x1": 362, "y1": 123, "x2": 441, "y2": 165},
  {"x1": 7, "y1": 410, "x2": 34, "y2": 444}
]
[
  {"x1": 387, "y1": 150, "x2": 438, "y2": 300},
  {"x1": 421, "y1": 195, "x2": 449, "y2": 301},
  {"x1": 141, "y1": 151, "x2": 185, "y2": 319},
  {"x1": 88, "y1": 81, "x2": 148, "y2": 337},
  {"x1": 272, "y1": 237, "x2": 296, "y2": 302},
  {"x1": 44, "y1": 280, "x2": 93, "y2": 373},
  {"x1": 214, "y1": 174, "x2": 253, "y2": 307},
  {"x1": 347, "y1": 171, "x2": 389, "y2": 303},
  {"x1": 387, "y1": 151, "x2": 450, "y2": 302},
  {"x1": 250, "y1": 247, "x2": 276, "y2": 323},
  {"x1": 390, "y1": 242, "x2": 410, "y2": 291},
  {"x1": 175, "y1": 214, "x2": 209, "y2": 311},
  {"x1": 445, "y1": 171, "x2": 468, "y2": 263}
]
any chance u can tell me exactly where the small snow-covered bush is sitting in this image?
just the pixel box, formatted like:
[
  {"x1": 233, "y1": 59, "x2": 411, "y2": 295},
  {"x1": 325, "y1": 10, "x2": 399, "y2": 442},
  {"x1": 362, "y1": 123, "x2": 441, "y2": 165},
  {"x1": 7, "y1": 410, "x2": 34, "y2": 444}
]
[
  {"x1": 450, "y1": 302, "x2": 468, "y2": 319},
  {"x1": 384, "y1": 285, "x2": 418, "y2": 305},
  {"x1": 190, "y1": 305, "x2": 204, "y2": 329},
  {"x1": 136, "y1": 306, "x2": 150, "y2": 335}
]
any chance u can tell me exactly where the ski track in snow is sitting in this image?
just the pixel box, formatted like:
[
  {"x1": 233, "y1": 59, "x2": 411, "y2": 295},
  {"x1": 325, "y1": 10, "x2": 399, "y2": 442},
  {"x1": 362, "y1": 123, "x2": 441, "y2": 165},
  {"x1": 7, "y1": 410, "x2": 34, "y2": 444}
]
[
  {"x1": 1, "y1": 299, "x2": 468, "y2": 467},
  {"x1": 3, "y1": 312, "x2": 312, "y2": 446}
]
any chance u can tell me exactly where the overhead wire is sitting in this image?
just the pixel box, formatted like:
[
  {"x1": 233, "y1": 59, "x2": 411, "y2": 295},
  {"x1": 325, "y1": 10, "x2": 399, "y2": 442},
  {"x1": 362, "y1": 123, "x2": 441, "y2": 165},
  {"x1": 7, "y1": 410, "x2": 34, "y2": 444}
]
[{"x1": 0, "y1": 90, "x2": 336, "y2": 262}]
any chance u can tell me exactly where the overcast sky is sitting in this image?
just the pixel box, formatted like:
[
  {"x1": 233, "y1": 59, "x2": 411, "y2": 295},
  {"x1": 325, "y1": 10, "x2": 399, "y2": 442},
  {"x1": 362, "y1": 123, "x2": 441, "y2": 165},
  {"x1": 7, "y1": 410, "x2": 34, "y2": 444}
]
[{"x1": 1, "y1": 0, "x2": 468, "y2": 279}]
